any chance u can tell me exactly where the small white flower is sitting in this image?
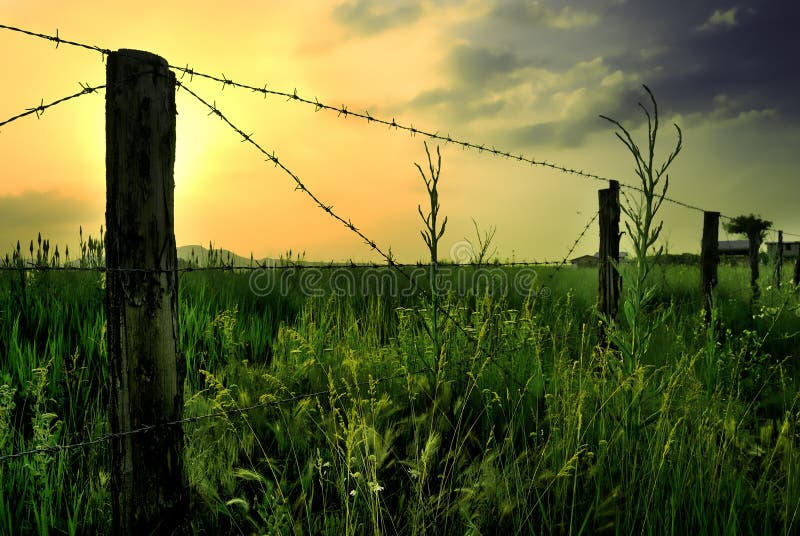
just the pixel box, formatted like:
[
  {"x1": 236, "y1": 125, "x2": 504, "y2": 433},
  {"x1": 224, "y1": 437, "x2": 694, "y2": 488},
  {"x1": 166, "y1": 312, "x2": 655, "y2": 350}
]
[{"x1": 350, "y1": 490, "x2": 357, "y2": 497}]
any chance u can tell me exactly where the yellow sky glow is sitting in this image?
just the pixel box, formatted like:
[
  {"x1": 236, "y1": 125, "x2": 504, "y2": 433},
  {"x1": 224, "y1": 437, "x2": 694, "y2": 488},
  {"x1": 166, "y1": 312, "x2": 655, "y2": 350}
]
[{"x1": 2, "y1": 1, "x2": 797, "y2": 262}]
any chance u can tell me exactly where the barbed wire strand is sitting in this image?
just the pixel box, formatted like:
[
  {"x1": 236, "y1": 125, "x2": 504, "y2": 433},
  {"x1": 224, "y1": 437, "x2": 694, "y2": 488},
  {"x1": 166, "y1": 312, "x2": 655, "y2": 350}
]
[
  {"x1": 0, "y1": 82, "x2": 104, "y2": 129},
  {"x1": 544, "y1": 210, "x2": 599, "y2": 281},
  {"x1": 0, "y1": 371, "x2": 401, "y2": 462},
  {"x1": 0, "y1": 23, "x2": 110, "y2": 56},
  {"x1": 164, "y1": 66, "x2": 759, "y2": 222},
  {"x1": 0, "y1": 260, "x2": 563, "y2": 274},
  {"x1": 1, "y1": 23, "x2": 798, "y2": 235}
]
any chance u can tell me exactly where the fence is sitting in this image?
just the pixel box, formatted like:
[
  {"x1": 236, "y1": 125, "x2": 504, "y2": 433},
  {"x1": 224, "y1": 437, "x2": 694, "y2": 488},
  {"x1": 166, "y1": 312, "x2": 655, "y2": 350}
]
[{"x1": 1, "y1": 24, "x2": 799, "y2": 533}]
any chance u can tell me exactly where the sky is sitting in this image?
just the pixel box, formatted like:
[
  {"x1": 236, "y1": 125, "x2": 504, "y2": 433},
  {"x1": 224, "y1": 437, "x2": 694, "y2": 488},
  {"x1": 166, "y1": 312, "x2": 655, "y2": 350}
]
[{"x1": 1, "y1": 0, "x2": 798, "y2": 263}]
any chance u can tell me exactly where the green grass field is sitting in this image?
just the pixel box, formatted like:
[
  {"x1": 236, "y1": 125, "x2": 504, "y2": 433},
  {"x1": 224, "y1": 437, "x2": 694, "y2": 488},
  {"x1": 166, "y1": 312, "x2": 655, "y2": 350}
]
[{"x1": 1, "y1": 252, "x2": 799, "y2": 534}]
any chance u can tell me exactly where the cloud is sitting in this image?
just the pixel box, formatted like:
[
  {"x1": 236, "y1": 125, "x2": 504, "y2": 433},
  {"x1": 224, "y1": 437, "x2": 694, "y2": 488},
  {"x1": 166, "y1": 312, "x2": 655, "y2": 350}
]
[
  {"x1": 333, "y1": 0, "x2": 423, "y2": 35},
  {"x1": 671, "y1": 92, "x2": 778, "y2": 128},
  {"x1": 449, "y1": 44, "x2": 521, "y2": 86},
  {"x1": 399, "y1": 0, "x2": 799, "y2": 153},
  {"x1": 403, "y1": 41, "x2": 649, "y2": 149},
  {"x1": 0, "y1": 191, "x2": 99, "y2": 232},
  {"x1": 506, "y1": 119, "x2": 594, "y2": 148},
  {"x1": 409, "y1": 86, "x2": 508, "y2": 121},
  {"x1": 405, "y1": 44, "x2": 526, "y2": 121},
  {"x1": 503, "y1": 83, "x2": 646, "y2": 148},
  {"x1": 698, "y1": 7, "x2": 738, "y2": 32},
  {"x1": 492, "y1": 1, "x2": 599, "y2": 29},
  {"x1": 604, "y1": 1, "x2": 799, "y2": 122}
]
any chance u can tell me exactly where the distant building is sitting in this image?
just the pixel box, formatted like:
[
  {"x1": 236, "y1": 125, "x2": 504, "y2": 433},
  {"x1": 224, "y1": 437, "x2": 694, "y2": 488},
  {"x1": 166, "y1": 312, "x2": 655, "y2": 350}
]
[
  {"x1": 570, "y1": 252, "x2": 628, "y2": 267},
  {"x1": 766, "y1": 241, "x2": 800, "y2": 259},
  {"x1": 718, "y1": 240, "x2": 750, "y2": 256},
  {"x1": 570, "y1": 254, "x2": 597, "y2": 267}
]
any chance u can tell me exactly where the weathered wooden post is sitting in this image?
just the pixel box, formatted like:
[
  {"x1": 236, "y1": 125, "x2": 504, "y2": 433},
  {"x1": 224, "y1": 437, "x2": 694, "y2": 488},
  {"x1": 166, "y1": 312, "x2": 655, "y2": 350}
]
[
  {"x1": 795, "y1": 243, "x2": 800, "y2": 286},
  {"x1": 598, "y1": 180, "x2": 620, "y2": 342},
  {"x1": 105, "y1": 49, "x2": 185, "y2": 534},
  {"x1": 701, "y1": 211, "x2": 720, "y2": 325},
  {"x1": 775, "y1": 230, "x2": 783, "y2": 288}
]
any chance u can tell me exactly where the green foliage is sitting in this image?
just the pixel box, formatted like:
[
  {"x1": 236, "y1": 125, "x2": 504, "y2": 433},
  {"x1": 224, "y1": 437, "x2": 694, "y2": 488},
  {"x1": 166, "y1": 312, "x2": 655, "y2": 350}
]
[
  {"x1": 463, "y1": 219, "x2": 498, "y2": 264},
  {"x1": 724, "y1": 214, "x2": 774, "y2": 301},
  {"x1": 724, "y1": 214, "x2": 773, "y2": 241},
  {"x1": 1, "y1": 235, "x2": 800, "y2": 534},
  {"x1": 415, "y1": 141, "x2": 450, "y2": 400},
  {"x1": 601, "y1": 85, "x2": 682, "y2": 371},
  {"x1": 416, "y1": 141, "x2": 447, "y2": 266}
]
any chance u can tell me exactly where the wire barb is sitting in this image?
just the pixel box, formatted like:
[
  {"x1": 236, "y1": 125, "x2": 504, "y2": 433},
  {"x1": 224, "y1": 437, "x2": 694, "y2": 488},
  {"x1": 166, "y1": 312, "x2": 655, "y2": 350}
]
[{"x1": 1, "y1": 82, "x2": 106, "y2": 129}]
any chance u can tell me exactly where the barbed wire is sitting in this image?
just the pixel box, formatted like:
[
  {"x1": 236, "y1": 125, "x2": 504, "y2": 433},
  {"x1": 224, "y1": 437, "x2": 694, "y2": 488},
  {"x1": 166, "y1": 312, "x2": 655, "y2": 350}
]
[
  {"x1": 0, "y1": 260, "x2": 564, "y2": 274},
  {"x1": 169, "y1": 66, "x2": 800, "y2": 236},
  {"x1": 544, "y1": 210, "x2": 599, "y2": 280},
  {"x1": 165, "y1": 66, "x2": 768, "y2": 225},
  {"x1": 0, "y1": 23, "x2": 111, "y2": 56},
  {"x1": 765, "y1": 228, "x2": 800, "y2": 242},
  {"x1": 0, "y1": 82, "x2": 104, "y2": 129},
  {"x1": 2, "y1": 23, "x2": 799, "y2": 236},
  {"x1": 0, "y1": 367, "x2": 409, "y2": 463},
  {"x1": 176, "y1": 80, "x2": 407, "y2": 266}
]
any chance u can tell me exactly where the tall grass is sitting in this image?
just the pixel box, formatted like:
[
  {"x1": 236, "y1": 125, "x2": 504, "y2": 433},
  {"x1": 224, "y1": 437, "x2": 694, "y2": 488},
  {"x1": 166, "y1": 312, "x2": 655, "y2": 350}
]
[{"x1": 1, "y1": 236, "x2": 799, "y2": 533}]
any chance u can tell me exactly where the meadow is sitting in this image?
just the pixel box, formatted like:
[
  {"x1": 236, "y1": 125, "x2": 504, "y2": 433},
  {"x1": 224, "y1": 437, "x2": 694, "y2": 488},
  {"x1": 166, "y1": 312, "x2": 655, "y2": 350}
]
[{"x1": 1, "y1": 239, "x2": 799, "y2": 535}]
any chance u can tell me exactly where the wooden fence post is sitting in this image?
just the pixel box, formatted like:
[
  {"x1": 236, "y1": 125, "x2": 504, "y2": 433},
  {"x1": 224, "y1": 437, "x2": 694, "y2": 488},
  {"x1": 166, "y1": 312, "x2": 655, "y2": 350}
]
[
  {"x1": 795, "y1": 242, "x2": 800, "y2": 286},
  {"x1": 105, "y1": 49, "x2": 185, "y2": 534},
  {"x1": 775, "y1": 230, "x2": 783, "y2": 288},
  {"x1": 701, "y1": 211, "x2": 720, "y2": 325},
  {"x1": 598, "y1": 179, "x2": 620, "y2": 341}
]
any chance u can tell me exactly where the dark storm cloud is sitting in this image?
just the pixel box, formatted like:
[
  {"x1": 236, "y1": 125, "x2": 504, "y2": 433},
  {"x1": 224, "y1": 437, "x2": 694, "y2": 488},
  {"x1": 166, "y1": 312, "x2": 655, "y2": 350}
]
[
  {"x1": 333, "y1": 0, "x2": 423, "y2": 35},
  {"x1": 403, "y1": 0, "x2": 799, "y2": 150},
  {"x1": 450, "y1": 44, "x2": 521, "y2": 86},
  {"x1": 591, "y1": 0, "x2": 800, "y2": 121},
  {"x1": 407, "y1": 44, "x2": 524, "y2": 121},
  {"x1": 0, "y1": 191, "x2": 98, "y2": 231}
]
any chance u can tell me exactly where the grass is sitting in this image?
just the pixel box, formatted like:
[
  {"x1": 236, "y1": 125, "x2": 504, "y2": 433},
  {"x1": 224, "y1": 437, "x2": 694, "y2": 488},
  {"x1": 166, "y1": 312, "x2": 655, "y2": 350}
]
[{"x1": 1, "y1": 244, "x2": 799, "y2": 534}]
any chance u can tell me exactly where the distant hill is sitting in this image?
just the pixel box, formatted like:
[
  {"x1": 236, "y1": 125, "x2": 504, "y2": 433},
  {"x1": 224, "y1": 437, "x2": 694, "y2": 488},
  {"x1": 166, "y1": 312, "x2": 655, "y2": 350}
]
[{"x1": 177, "y1": 245, "x2": 273, "y2": 267}]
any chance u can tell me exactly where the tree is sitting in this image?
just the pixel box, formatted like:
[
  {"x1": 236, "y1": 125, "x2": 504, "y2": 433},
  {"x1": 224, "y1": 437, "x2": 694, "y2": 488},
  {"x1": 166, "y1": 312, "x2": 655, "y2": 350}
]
[{"x1": 724, "y1": 213, "x2": 772, "y2": 301}]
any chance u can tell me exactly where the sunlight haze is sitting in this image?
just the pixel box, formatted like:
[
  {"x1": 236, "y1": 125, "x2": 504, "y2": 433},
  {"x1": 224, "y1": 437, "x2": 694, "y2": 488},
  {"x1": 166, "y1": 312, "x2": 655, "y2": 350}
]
[{"x1": 1, "y1": 1, "x2": 798, "y2": 262}]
